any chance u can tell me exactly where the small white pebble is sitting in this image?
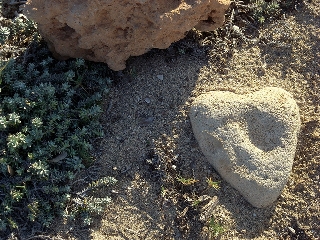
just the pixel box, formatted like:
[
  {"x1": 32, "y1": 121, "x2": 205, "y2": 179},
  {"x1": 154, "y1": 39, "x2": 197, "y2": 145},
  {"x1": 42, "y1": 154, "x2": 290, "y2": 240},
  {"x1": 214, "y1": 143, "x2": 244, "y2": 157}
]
[
  {"x1": 157, "y1": 75, "x2": 164, "y2": 80},
  {"x1": 288, "y1": 227, "x2": 296, "y2": 234},
  {"x1": 232, "y1": 25, "x2": 240, "y2": 33},
  {"x1": 172, "y1": 165, "x2": 177, "y2": 170}
]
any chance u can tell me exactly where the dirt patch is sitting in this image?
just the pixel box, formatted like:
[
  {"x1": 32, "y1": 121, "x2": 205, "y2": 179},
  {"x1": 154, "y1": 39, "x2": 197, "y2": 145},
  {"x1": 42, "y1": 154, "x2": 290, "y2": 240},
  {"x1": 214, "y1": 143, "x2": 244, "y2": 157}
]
[{"x1": 20, "y1": 1, "x2": 320, "y2": 239}]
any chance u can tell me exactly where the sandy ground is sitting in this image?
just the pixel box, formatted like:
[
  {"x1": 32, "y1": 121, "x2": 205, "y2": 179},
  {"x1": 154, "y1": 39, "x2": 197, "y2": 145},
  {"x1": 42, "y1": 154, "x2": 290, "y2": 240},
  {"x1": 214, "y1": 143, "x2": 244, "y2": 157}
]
[{"x1": 23, "y1": 1, "x2": 319, "y2": 239}]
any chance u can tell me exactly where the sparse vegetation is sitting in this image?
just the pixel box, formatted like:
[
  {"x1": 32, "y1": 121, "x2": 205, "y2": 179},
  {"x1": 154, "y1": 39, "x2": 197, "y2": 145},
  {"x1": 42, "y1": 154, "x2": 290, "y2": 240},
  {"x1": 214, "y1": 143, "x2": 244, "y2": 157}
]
[
  {"x1": 192, "y1": 199, "x2": 201, "y2": 207},
  {"x1": 206, "y1": 178, "x2": 220, "y2": 189},
  {"x1": 176, "y1": 176, "x2": 198, "y2": 186},
  {"x1": 0, "y1": 14, "x2": 38, "y2": 60},
  {"x1": 249, "y1": 0, "x2": 281, "y2": 24},
  {"x1": 160, "y1": 186, "x2": 168, "y2": 197},
  {"x1": 208, "y1": 217, "x2": 225, "y2": 237}
]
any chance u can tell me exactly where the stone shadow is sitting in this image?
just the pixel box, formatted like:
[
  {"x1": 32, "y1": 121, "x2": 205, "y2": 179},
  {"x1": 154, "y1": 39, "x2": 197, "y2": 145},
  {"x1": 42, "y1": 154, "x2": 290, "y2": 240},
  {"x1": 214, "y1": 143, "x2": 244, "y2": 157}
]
[{"x1": 93, "y1": 37, "x2": 212, "y2": 239}]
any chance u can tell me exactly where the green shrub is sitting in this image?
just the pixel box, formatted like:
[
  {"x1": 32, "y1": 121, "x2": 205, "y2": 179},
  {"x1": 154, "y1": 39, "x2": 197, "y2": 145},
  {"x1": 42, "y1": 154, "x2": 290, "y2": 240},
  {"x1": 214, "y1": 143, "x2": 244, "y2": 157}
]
[
  {"x1": 0, "y1": 42, "x2": 116, "y2": 234},
  {"x1": 249, "y1": 0, "x2": 281, "y2": 24}
]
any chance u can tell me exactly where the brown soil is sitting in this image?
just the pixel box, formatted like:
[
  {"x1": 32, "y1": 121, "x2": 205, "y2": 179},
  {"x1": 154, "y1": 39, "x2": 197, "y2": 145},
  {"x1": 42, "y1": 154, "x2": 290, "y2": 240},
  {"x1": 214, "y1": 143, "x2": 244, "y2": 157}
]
[{"x1": 17, "y1": 1, "x2": 320, "y2": 239}]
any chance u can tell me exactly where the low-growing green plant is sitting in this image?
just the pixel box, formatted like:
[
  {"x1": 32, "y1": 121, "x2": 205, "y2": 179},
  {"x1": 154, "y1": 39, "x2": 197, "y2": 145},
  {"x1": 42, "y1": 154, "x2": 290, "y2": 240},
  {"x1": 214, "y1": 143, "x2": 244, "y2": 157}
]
[
  {"x1": 160, "y1": 186, "x2": 168, "y2": 197},
  {"x1": 0, "y1": 41, "x2": 115, "y2": 234},
  {"x1": 192, "y1": 199, "x2": 201, "y2": 207},
  {"x1": 249, "y1": 0, "x2": 281, "y2": 24},
  {"x1": 208, "y1": 217, "x2": 224, "y2": 237},
  {"x1": 206, "y1": 178, "x2": 220, "y2": 190},
  {"x1": 64, "y1": 176, "x2": 117, "y2": 226},
  {"x1": 0, "y1": 25, "x2": 10, "y2": 45},
  {"x1": 176, "y1": 176, "x2": 198, "y2": 186}
]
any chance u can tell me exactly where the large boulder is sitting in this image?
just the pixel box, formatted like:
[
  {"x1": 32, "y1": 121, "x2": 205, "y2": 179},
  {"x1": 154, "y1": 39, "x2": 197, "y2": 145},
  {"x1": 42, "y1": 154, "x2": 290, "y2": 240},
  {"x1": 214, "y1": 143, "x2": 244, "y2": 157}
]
[
  {"x1": 24, "y1": 0, "x2": 230, "y2": 71},
  {"x1": 189, "y1": 87, "x2": 301, "y2": 208}
]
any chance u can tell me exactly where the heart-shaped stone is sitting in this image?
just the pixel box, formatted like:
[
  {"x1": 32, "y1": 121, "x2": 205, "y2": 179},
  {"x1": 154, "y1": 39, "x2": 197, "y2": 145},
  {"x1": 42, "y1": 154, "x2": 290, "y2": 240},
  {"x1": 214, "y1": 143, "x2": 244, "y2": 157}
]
[{"x1": 189, "y1": 87, "x2": 301, "y2": 208}]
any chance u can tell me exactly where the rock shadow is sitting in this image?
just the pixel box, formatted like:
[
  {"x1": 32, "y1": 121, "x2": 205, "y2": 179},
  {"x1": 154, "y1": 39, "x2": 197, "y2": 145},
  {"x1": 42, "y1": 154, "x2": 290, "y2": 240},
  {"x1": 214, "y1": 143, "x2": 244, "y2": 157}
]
[{"x1": 96, "y1": 38, "x2": 211, "y2": 239}]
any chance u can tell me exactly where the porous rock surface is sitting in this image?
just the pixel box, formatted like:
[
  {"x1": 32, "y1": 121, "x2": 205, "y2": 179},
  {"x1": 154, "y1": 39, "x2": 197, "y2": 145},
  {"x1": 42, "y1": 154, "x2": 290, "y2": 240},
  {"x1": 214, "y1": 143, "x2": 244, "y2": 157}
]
[
  {"x1": 24, "y1": 0, "x2": 230, "y2": 71},
  {"x1": 189, "y1": 87, "x2": 301, "y2": 208}
]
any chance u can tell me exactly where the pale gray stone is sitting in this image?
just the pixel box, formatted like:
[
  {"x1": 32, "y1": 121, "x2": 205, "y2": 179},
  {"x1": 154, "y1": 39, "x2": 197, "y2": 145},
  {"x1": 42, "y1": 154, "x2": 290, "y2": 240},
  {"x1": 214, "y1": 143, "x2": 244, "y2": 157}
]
[{"x1": 189, "y1": 87, "x2": 301, "y2": 208}]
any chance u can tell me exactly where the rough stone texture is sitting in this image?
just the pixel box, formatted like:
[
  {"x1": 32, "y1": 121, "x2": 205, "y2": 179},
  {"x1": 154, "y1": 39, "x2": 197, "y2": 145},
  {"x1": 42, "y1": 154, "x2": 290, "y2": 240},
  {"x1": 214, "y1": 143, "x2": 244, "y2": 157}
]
[
  {"x1": 24, "y1": 0, "x2": 230, "y2": 71},
  {"x1": 189, "y1": 87, "x2": 301, "y2": 208}
]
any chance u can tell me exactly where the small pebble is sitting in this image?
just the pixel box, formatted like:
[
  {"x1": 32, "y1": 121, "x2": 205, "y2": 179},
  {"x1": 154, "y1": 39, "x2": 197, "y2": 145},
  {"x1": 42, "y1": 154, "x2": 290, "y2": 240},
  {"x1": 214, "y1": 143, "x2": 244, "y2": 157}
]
[
  {"x1": 157, "y1": 74, "x2": 164, "y2": 80},
  {"x1": 288, "y1": 226, "x2": 296, "y2": 234},
  {"x1": 145, "y1": 97, "x2": 151, "y2": 104}
]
